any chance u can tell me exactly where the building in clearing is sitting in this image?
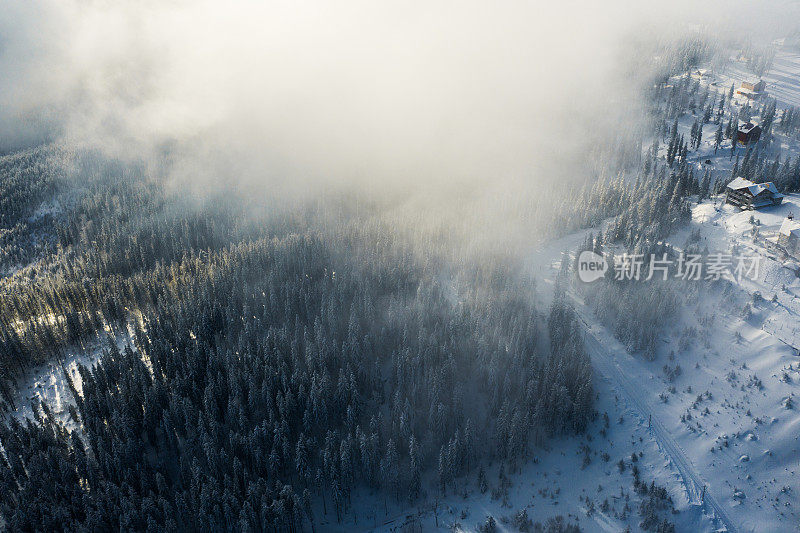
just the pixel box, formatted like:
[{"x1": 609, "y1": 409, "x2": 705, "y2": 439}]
[
  {"x1": 725, "y1": 177, "x2": 784, "y2": 209},
  {"x1": 778, "y1": 216, "x2": 800, "y2": 256},
  {"x1": 737, "y1": 79, "x2": 767, "y2": 99},
  {"x1": 737, "y1": 122, "x2": 762, "y2": 145}
]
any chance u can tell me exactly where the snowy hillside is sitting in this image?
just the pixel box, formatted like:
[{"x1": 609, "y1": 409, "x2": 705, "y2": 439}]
[{"x1": 651, "y1": 196, "x2": 800, "y2": 532}]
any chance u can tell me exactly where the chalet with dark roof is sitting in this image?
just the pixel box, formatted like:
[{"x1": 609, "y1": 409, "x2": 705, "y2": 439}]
[{"x1": 737, "y1": 122, "x2": 761, "y2": 145}]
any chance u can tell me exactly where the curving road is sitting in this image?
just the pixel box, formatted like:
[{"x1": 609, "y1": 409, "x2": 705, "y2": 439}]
[{"x1": 569, "y1": 293, "x2": 737, "y2": 533}]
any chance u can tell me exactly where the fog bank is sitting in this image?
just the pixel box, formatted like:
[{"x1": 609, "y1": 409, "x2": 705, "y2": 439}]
[{"x1": 1, "y1": 0, "x2": 798, "y2": 197}]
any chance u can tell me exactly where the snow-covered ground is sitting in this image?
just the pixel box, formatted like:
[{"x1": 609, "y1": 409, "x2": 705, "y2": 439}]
[
  {"x1": 715, "y1": 48, "x2": 800, "y2": 109},
  {"x1": 5, "y1": 329, "x2": 134, "y2": 431},
  {"x1": 522, "y1": 197, "x2": 800, "y2": 533},
  {"x1": 647, "y1": 196, "x2": 800, "y2": 532}
]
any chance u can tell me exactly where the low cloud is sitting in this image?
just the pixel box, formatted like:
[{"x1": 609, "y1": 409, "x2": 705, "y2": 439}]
[{"x1": 1, "y1": 0, "x2": 798, "y2": 199}]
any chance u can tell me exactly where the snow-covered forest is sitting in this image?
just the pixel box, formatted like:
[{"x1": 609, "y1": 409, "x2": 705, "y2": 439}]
[
  {"x1": 2, "y1": 1, "x2": 800, "y2": 532},
  {"x1": 0, "y1": 149, "x2": 599, "y2": 529}
]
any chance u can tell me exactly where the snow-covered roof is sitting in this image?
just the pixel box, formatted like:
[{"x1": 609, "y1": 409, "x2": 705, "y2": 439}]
[
  {"x1": 726, "y1": 177, "x2": 782, "y2": 197},
  {"x1": 738, "y1": 121, "x2": 760, "y2": 133},
  {"x1": 780, "y1": 218, "x2": 800, "y2": 238},
  {"x1": 727, "y1": 177, "x2": 761, "y2": 194},
  {"x1": 763, "y1": 182, "x2": 779, "y2": 194},
  {"x1": 727, "y1": 177, "x2": 754, "y2": 190}
]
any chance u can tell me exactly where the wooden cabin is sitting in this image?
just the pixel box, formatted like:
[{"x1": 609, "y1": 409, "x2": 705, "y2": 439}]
[
  {"x1": 737, "y1": 122, "x2": 762, "y2": 145},
  {"x1": 737, "y1": 79, "x2": 767, "y2": 99},
  {"x1": 725, "y1": 177, "x2": 784, "y2": 209},
  {"x1": 741, "y1": 80, "x2": 766, "y2": 92}
]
